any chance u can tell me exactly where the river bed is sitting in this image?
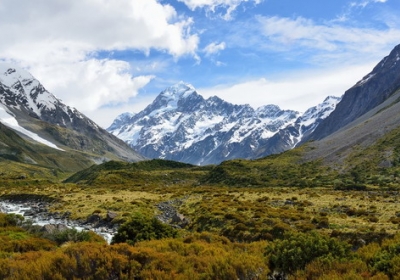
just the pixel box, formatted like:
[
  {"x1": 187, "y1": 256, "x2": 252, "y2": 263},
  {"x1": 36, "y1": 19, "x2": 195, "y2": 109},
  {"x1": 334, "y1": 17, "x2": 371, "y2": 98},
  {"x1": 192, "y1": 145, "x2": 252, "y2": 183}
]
[{"x1": 0, "y1": 201, "x2": 116, "y2": 243}]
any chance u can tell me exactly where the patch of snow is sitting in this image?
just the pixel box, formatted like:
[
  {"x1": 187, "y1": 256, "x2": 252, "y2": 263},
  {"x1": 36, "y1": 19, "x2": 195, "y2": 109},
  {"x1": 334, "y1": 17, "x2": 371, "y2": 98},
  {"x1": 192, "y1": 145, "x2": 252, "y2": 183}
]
[
  {"x1": 357, "y1": 73, "x2": 376, "y2": 86},
  {"x1": 0, "y1": 104, "x2": 64, "y2": 151}
]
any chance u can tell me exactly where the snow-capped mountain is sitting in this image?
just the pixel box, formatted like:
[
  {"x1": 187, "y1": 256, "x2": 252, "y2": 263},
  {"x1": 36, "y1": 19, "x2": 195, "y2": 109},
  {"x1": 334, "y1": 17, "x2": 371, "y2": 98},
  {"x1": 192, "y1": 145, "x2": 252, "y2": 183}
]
[
  {"x1": 294, "y1": 95, "x2": 342, "y2": 142},
  {"x1": 108, "y1": 82, "x2": 341, "y2": 165},
  {"x1": 0, "y1": 63, "x2": 100, "y2": 133},
  {"x1": 0, "y1": 63, "x2": 144, "y2": 171}
]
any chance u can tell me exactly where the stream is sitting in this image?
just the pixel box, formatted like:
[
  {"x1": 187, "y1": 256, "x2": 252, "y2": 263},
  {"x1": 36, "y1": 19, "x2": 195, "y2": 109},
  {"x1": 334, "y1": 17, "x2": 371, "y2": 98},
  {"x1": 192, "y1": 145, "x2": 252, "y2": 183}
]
[{"x1": 0, "y1": 200, "x2": 116, "y2": 244}]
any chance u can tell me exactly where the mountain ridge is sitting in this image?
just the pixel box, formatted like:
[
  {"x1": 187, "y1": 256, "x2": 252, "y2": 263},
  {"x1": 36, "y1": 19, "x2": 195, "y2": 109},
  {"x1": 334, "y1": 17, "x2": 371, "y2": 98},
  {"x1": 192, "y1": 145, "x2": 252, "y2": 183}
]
[
  {"x1": 307, "y1": 44, "x2": 400, "y2": 141},
  {"x1": 108, "y1": 82, "x2": 340, "y2": 165}
]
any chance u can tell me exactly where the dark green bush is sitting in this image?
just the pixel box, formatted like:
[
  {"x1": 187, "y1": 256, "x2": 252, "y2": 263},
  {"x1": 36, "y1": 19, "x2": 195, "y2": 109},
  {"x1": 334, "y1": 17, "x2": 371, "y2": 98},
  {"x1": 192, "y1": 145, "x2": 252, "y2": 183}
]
[
  {"x1": 43, "y1": 228, "x2": 103, "y2": 245},
  {"x1": 112, "y1": 214, "x2": 178, "y2": 245},
  {"x1": 0, "y1": 213, "x2": 24, "y2": 227},
  {"x1": 265, "y1": 231, "x2": 350, "y2": 275}
]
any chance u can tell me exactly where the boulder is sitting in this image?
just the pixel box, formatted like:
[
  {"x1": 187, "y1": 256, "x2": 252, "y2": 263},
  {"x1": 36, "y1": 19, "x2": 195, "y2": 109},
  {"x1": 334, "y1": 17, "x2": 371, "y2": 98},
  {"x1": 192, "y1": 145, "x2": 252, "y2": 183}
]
[
  {"x1": 41, "y1": 224, "x2": 68, "y2": 234},
  {"x1": 41, "y1": 224, "x2": 56, "y2": 234},
  {"x1": 171, "y1": 213, "x2": 189, "y2": 228},
  {"x1": 106, "y1": 211, "x2": 118, "y2": 222},
  {"x1": 86, "y1": 214, "x2": 101, "y2": 225}
]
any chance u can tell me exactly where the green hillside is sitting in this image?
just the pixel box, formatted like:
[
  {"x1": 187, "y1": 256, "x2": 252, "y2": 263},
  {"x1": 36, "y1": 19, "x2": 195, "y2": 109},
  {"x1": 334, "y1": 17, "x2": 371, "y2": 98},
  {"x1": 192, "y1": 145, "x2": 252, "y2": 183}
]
[
  {"x1": 64, "y1": 159, "x2": 209, "y2": 186},
  {"x1": 0, "y1": 122, "x2": 124, "y2": 181}
]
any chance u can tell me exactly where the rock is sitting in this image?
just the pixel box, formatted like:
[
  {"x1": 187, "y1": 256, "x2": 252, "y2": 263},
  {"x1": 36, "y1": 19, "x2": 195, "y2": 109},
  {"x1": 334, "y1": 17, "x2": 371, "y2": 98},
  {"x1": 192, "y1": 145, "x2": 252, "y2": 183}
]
[
  {"x1": 41, "y1": 224, "x2": 56, "y2": 234},
  {"x1": 106, "y1": 211, "x2": 118, "y2": 222},
  {"x1": 24, "y1": 210, "x2": 36, "y2": 216},
  {"x1": 172, "y1": 213, "x2": 185, "y2": 223},
  {"x1": 56, "y1": 224, "x2": 69, "y2": 231},
  {"x1": 284, "y1": 200, "x2": 295, "y2": 205},
  {"x1": 41, "y1": 224, "x2": 68, "y2": 234},
  {"x1": 62, "y1": 211, "x2": 71, "y2": 219},
  {"x1": 172, "y1": 213, "x2": 189, "y2": 228},
  {"x1": 86, "y1": 214, "x2": 101, "y2": 225}
]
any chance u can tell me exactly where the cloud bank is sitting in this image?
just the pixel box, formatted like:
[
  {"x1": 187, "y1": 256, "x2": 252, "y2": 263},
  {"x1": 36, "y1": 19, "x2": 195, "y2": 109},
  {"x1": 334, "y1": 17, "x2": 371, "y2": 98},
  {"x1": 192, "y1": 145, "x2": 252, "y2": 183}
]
[{"x1": 0, "y1": 0, "x2": 199, "y2": 126}]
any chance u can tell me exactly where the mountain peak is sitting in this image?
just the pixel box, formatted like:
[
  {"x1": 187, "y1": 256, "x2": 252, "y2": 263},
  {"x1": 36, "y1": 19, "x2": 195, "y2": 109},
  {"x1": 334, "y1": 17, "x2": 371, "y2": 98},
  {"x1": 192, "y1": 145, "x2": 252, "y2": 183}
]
[
  {"x1": 322, "y1": 95, "x2": 341, "y2": 104},
  {"x1": 161, "y1": 82, "x2": 196, "y2": 99},
  {"x1": 0, "y1": 63, "x2": 59, "y2": 116},
  {"x1": 145, "y1": 82, "x2": 202, "y2": 113},
  {"x1": 116, "y1": 112, "x2": 136, "y2": 120},
  {"x1": 107, "y1": 112, "x2": 136, "y2": 131},
  {"x1": 0, "y1": 63, "x2": 36, "y2": 90}
]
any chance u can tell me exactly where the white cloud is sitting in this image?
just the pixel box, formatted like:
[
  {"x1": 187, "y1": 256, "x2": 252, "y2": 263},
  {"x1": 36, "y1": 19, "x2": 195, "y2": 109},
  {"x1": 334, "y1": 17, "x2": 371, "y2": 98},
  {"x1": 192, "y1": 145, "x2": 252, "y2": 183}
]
[
  {"x1": 0, "y1": 0, "x2": 199, "y2": 127},
  {"x1": 351, "y1": 0, "x2": 387, "y2": 8},
  {"x1": 253, "y1": 16, "x2": 400, "y2": 65},
  {"x1": 33, "y1": 59, "x2": 154, "y2": 111},
  {"x1": 198, "y1": 63, "x2": 377, "y2": 112},
  {"x1": 203, "y1": 42, "x2": 226, "y2": 56},
  {"x1": 0, "y1": 0, "x2": 199, "y2": 57},
  {"x1": 85, "y1": 94, "x2": 157, "y2": 129},
  {"x1": 178, "y1": 0, "x2": 262, "y2": 20}
]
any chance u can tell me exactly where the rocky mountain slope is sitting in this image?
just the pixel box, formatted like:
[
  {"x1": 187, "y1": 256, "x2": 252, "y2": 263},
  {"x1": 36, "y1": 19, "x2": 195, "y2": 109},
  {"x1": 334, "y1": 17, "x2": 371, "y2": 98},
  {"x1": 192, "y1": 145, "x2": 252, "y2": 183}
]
[
  {"x1": 308, "y1": 44, "x2": 400, "y2": 141},
  {"x1": 0, "y1": 64, "x2": 145, "y2": 172},
  {"x1": 299, "y1": 43, "x2": 400, "y2": 167},
  {"x1": 108, "y1": 82, "x2": 340, "y2": 165}
]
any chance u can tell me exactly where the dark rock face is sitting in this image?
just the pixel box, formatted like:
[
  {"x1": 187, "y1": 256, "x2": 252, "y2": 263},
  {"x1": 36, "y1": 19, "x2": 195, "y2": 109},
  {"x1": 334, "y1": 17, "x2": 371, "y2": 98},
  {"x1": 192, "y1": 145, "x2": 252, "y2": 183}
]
[{"x1": 308, "y1": 44, "x2": 400, "y2": 141}]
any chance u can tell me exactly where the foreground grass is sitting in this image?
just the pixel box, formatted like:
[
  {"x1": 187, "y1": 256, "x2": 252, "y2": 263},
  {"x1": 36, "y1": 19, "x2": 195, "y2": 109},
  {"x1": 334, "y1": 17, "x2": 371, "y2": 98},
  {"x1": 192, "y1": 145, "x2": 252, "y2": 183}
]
[{"x1": 0, "y1": 188, "x2": 399, "y2": 280}]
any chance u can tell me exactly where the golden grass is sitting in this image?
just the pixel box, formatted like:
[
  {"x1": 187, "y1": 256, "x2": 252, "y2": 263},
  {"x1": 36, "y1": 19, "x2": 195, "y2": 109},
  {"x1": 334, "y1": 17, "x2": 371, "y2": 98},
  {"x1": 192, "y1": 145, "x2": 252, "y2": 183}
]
[{"x1": 2, "y1": 180, "x2": 400, "y2": 237}]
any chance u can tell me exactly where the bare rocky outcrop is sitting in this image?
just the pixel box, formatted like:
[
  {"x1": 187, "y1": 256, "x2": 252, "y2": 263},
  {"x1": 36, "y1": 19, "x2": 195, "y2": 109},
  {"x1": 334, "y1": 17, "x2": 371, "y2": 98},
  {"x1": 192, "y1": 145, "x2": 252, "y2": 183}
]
[{"x1": 156, "y1": 198, "x2": 190, "y2": 228}]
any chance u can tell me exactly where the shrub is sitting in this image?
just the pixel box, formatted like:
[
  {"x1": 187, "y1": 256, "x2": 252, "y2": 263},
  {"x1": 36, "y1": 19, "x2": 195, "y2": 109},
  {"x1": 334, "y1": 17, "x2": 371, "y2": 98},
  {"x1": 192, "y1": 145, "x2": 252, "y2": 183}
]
[
  {"x1": 366, "y1": 235, "x2": 400, "y2": 278},
  {"x1": 0, "y1": 213, "x2": 24, "y2": 227},
  {"x1": 111, "y1": 214, "x2": 178, "y2": 245},
  {"x1": 42, "y1": 228, "x2": 104, "y2": 245},
  {"x1": 265, "y1": 231, "x2": 350, "y2": 276}
]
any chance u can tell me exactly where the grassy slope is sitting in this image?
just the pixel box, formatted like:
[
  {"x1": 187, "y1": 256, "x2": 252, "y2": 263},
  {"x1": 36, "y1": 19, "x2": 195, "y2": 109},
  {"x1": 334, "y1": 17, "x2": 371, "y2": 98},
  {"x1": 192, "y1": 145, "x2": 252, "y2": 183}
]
[
  {"x1": 0, "y1": 122, "x2": 121, "y2": 181},
  {"x1": 64, "y1": 159, "x2": 209, "y2": 186},
  {"x1": 63, "y1": 126, "x2": 400, "y2": 190}
]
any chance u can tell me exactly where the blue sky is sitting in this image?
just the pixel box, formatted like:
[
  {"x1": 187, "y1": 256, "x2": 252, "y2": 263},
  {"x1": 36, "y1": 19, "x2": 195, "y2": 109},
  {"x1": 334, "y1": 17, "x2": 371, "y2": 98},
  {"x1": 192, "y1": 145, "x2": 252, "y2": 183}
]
[{"x1": 0, "y1": 0, "x2": 399, "y2": 127}]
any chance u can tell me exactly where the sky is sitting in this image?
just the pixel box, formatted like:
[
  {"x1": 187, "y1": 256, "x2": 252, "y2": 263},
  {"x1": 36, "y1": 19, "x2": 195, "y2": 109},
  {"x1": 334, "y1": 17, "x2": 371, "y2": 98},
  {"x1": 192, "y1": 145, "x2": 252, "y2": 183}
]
[{"x1": 0, "y1": 0, "x2": 399, "y2": 128}]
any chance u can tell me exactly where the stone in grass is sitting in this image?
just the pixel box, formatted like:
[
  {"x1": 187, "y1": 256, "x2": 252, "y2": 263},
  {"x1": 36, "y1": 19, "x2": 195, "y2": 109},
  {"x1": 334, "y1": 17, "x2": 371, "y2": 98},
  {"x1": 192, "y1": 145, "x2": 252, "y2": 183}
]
[
  {"x1": 86, "y1": 214, "x2": 101, "y2": 225},
  {"x1": 41, "y1": 224, "x2": 69, "y2": 234},
  {"x1": 106, "y1": 211, "x2": 118, "y2": 222}
]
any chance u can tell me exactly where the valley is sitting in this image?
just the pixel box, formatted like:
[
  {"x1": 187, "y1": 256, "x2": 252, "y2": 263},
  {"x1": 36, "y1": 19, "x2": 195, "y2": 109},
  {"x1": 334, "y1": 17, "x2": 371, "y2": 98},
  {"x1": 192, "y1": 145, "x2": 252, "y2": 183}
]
[
  {"x1": 1, "y1": 42, "x2": 400, "y2": 279},
  {"x1": 1, "y1": 0, "x2": 400, "y2": 279},
  {"x1": 1, "y1": 152, "x2": 400, "y2": 278}
]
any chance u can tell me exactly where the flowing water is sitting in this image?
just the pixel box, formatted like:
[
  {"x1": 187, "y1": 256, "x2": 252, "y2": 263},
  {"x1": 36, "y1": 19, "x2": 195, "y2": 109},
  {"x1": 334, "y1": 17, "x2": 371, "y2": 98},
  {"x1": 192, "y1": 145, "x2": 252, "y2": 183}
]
[{"x1": 0, "y1": 201, "x2": 115, "y2": 243}]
